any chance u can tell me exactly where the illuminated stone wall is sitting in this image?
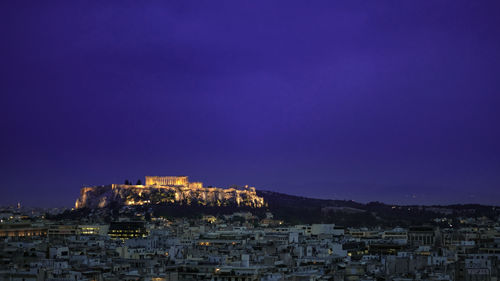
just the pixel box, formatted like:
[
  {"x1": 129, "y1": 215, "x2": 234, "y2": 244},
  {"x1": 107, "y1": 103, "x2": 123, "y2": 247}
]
[
  {"x1": 75, "y1": 176, "x2": 265, "y2": 209},
  {"x1": 188, "y1": 182, "x2": 203, "y2": 189},
  {"x1": 75, "y1": 183, "x2": 265, "y2": 209}
]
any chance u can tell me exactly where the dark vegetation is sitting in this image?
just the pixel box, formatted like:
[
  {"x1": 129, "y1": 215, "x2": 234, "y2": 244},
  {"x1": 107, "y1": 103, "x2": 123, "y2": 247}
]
[{"x1": 258, "y1": 190, "x2": 499, "y2": 226}]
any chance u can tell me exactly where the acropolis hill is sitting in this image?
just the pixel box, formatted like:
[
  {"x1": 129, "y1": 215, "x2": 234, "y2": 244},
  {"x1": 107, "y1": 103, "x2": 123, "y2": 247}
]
[{"x1": 75, "y1": 176, "x2": 265, "y2": 209}]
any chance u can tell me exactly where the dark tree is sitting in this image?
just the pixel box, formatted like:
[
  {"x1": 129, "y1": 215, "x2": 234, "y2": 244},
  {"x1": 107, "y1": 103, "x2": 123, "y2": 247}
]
[
  {"x1": 125, "y1": 179, "x2": 131, "y2": 185},
  {"x1": 136, "y1": 179, "x2": 142, "y2": 185}
]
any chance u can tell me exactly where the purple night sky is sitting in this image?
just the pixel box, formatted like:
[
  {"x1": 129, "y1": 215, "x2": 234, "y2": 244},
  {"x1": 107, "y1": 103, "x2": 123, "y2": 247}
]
[{"x1": 1, "y1": 1, "x2": 499, "y2": 207}]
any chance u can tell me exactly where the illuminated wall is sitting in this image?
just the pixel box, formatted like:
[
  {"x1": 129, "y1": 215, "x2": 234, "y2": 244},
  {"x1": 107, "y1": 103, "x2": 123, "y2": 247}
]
[{"x1": 189, "y1": 182, "x2": 203, "y2": 189}]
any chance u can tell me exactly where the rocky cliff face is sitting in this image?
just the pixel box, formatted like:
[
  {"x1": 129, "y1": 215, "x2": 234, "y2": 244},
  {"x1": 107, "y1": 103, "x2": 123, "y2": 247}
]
[{"x1": 75, "y1": 184, "x2": 265, "y2": 209}]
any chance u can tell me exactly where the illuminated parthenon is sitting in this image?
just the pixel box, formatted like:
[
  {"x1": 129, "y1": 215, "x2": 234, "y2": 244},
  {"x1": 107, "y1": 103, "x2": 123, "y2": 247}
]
[
  {"x1": 146, "y1": 176, "x2": 188, "y2": 186},
  {"x1": 145, "y1": 176, "x2": 202, "y2": 189}
]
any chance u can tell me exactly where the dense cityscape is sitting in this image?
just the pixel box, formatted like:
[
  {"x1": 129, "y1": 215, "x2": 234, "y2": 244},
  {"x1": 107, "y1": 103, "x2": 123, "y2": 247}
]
[{"x1": 1, "y1": 176, "x2": 500, "y2": 281}]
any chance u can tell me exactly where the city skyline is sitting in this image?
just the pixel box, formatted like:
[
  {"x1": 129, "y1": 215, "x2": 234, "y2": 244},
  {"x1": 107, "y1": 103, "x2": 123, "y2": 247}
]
[{"x1": 1, "y1": 1, "x2": 500, "y2": 206}]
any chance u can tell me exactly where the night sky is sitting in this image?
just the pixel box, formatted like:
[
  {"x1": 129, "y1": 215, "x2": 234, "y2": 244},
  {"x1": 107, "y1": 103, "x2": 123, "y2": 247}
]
[{"x1": 1, "y1": 1, "x2": 499, "y2": 207}]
